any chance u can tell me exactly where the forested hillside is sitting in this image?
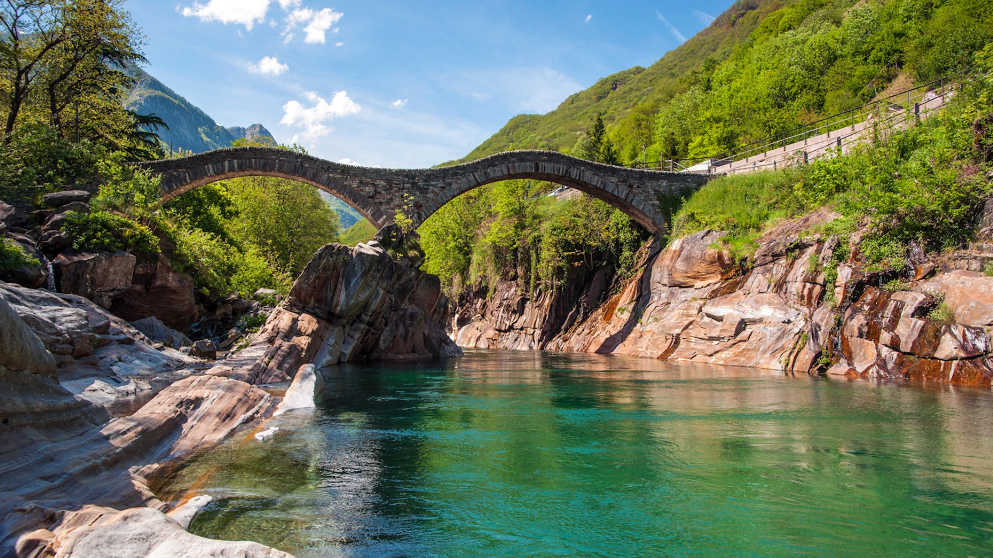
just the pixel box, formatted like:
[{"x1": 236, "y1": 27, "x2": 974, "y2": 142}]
[
  {"x1": 420, "y1": 0, "x2": 993, "y2": 303},
  {"x1": 460, "y1": 0, "x2": 992, "y2": 165},
  {"x1": 125, "y1": 68, "x2": 274, "y2": 154}
]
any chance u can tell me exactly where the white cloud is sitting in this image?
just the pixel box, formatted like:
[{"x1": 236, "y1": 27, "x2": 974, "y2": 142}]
[
  {"x1": 656, "y1": 12, "x2": 686, "y2": 43},
  {"x1": 335, "y1": 41, "x2": 344, "y2": 47},
  {"x1": 391, "y1": 99, "x2": 408, "y2": 109},
  {"x1": 584, "y1": 14, "x2": 592, "y2": 23},
  {"x1": 283, "y1": 7, "x2": 342, "y2": 44},
  {"x1": 693, "y1": 10, "x2": 715, "y2": 25},
  {"x1": 181, "y1": 0, "x2": 343, "y2": 46},
  {"x1": 180, "y1": 0, "x2": 271, "y2": 30},
  {"x1": 337, "y1": 158, "x2": 357, "y2": 165},
  {"x1": 249, "y1": 56, "x2": 288, "y2": 75},
  {"x1": 281, "y1": 91, "x2": 361, "y2": 142}
]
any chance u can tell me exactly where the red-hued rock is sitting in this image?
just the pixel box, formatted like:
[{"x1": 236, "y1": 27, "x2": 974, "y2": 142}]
[
  {"x1": 917, "y1": 270, "x2": 993, "y2": 327},
  {"x1": 653, "y1": 229, "x2": 731, "y2": 288}
]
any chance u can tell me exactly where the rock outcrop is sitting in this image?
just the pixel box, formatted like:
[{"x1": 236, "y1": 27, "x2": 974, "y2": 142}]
[
  {"x1": 455, "y1": 210, "x2": 993, "y2": 386},
  {"x1": 111, "y1": 258, "x2": 198, "y2": 331},
  {"x1": 17, "y1": 505, "x2": 293, "y2": 558},
  {"x1": 214, "y1": 242, "x2": 461, "y2": 385},
  {"x1": 53, "y1": 251, "x2": 137, "y2": 309}
]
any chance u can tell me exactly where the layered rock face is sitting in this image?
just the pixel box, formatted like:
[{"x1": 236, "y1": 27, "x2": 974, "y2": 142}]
[
  {"x1": 1, "y1": 190, "x2": 198, "y2": 332},
  {"x1": 0, "y1": 281, "x2": 281, "y2": 556},
  {"x1": 456, "y1": 211, "x2": 993, "y2": 386},
  {"x1": 215, "y1": 242, "x2": 462, "y2": 385}
]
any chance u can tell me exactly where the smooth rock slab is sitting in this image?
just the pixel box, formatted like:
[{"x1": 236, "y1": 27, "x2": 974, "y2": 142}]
[{"x1": 35, "y1": 506, "x2": 293, "y2": 558}]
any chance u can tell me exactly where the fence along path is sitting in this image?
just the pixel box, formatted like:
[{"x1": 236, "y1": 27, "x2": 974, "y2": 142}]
[
  {"x1": 624, "y1": 78, "x2": 956, "y2": 175},
  {"x1": 709, "y1": 78, "x2": 956, "y2": 176}
]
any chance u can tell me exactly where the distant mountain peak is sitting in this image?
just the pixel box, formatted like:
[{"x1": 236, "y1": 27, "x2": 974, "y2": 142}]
[
  {"x1": 127, "y1": 68, "x2": 277, "y2": 154},
  {"x1": 227, "y1": 124, "x2": 274, "y2": 143}
]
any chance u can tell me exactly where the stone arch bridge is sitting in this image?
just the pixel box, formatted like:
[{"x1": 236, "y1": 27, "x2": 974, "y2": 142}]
[{"x1": 138, "y1": 147, "x2": 709, "y2": 235}]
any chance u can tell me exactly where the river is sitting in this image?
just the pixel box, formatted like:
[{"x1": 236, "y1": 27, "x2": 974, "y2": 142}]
[{"x1": 157, "y1": 350, "x2": 993, "y2": 557}]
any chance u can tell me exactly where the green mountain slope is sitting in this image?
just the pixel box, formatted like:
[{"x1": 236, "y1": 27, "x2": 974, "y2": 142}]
[
  {"x1": 459, "y1": 0, "x2": 783, "y2": 161},
  {"x1": 459, "y1": 0, "x2": 993, "y2": 165},
  {"x1": 126, "y1": 68, "x2": 274, "y2": 154}
]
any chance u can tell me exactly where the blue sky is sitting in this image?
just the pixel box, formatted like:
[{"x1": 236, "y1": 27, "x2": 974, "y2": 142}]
[{"x1": 125, "y1": 0, "x2": 733, "y2": 168}]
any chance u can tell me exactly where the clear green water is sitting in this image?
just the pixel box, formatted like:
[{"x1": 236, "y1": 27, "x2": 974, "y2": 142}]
[{"x1": 164, "y1": 351, "x2": 993, "y2": 557}]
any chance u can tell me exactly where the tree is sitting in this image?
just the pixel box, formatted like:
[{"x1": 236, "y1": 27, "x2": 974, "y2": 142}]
[
  {"x1": 0, "y1": 0, "x2": 64, "y2": 138},
  {"x1": 0, "y1": 0, "x2": 147, "y2": 147}
]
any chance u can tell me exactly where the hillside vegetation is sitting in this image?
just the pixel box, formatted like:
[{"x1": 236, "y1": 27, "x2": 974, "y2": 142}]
[
  {"x1": 460, "y1": 0, "x2": 993, "y2": 165},
  {"x1": 421, "y1": 0, "x2": 993, "y2": 301},
  {"x1": 125, "y1": 68, "x2": 275, "y2": 154}
]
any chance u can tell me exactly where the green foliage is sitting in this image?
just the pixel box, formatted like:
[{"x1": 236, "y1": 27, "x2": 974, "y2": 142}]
[
  {"x1": 984, "y1": 261, "x2": 993, "y2": 277},
  {"x1": 882, "y1": 279, "x2": 912, "y2": 292},
  {"x1": 165, "y1": 225, "x2": 290, "y2": 297},
  {"x1": 0, "y1": 0, "x2": 159, "y2": 158},
  {"x1": 60, "y1": 210, "x2": 160, "y2": 259},
  {"x1": 929, "y1": 302, "x2": 956, "y2": 323},
  {"x1": 0, "y1": 123, "x2": 106, "y2": 198},
  {"x1": 926, "y1": 290, "x2": 957, "y2": 323},
  {"x1": 421, "y1": 178, "x2": 646, "y2": 297},
  {"x1": 394, "y1": 193, "x2": 415, "y2": 235},
  {"x1": 238, "y1": 312, "x2": 267, "y2": 333},
  {"x1": 340, "y1": 219, "x2": 378, "y2": 247},
  {"x1": 0, "y1": 238, "x2": 40, "y2": 273},
  {"x1": 669, "y1": 85, "x2": 990, "y2": 279},
  {"x1": 91, "y1": 153, "x2": 162, "y2": 220}
]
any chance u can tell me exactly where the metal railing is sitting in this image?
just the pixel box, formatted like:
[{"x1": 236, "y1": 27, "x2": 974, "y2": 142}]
[{"x1": 708, "y1": 77, "x2": 955, "y2": 173}]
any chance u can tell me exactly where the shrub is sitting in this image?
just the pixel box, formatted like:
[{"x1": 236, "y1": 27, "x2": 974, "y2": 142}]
[
  {"x1": 0, "y1": 123, "x2": 106, "y2": 199},
  {"x1": 0, "y1": 238, "x2": 41, "y2": 273},
  {"x1": 60, "y1": 211, "x2": 160, "y2": 259},
  {"x1": 928, "y1": 302, "x2": 957, "y2": 324},
  {"x1": 167, "y1": 226, "x2": 290, "y2": 297}
]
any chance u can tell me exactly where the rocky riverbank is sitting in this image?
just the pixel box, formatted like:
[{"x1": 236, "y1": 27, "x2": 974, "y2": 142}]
[
  {"x1": 454, "y1": 209, "x2": 993, "y2": 386},
  {"x1": 0, "y1": 240, "x2": 459, "y2": 557}
]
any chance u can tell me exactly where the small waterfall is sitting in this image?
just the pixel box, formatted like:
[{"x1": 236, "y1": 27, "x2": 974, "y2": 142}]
[{"x1": 42, "y1": 254, "x2": 56, "y2": 292}]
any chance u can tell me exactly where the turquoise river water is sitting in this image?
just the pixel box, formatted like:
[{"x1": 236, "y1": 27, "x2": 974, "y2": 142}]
[{"x1": 159, "y1": 350, "x2": 993, "y2": 557}]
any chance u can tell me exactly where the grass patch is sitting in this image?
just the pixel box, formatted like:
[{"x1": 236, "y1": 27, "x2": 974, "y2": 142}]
[
  {"x1": 0, "y1": 238, "x2": 41, "y2": 274},
  {"x1": 340, "y1": 219, "x2": 378, "y2": 247}
]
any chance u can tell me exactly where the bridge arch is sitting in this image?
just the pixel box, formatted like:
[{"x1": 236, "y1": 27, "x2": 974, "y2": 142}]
[{"x1": 139, "y1": 147, "x2": 708, "y2": 236}]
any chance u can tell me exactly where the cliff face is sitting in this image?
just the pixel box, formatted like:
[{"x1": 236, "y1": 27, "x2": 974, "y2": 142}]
[
  {"x1": 213, "y1": 241, "x2": 462, "y2": 385},
  {"x1": 454, "y1": 210, "x2": 993, "y2": 386}
]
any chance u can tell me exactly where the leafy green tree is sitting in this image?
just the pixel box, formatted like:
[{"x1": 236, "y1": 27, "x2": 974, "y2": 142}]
[{"x1": 0, "y1": 0, "x2": 147, "y2": 144}]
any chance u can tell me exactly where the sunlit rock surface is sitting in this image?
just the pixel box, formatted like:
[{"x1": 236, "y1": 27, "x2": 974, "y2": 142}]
[
  {"x1": 214, "y1": 242, "x2": 461, "y2": 385},
  {"x1": 456, "y1": 209, "x2": 993, "y2": 386}
]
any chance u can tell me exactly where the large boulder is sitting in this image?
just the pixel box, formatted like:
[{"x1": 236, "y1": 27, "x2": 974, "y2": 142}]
[
  {"x1": 130, "y1": 316, "x2": 192, "y2": 349},
  {"x1": 41, "y1": 189, "x2": 91, "y2": 207},
  {"x1": 53, "y1": 251, "x2": 136, "y2": 309},
  {"x1": 110, "y1": 259, "x2": 197, "y2": 331},
  {"x1": 213, "y1": 242, "x2": 460, "y2": 385}
]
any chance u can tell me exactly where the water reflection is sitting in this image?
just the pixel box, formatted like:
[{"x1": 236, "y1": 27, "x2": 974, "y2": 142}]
[{"x1": 165, "y1": 350, "x2": 993, "y2": 557}]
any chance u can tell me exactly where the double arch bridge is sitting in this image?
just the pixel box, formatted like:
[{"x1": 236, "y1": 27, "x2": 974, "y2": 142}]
[{"x1": 138, "y1": 147, "x2": 710, "y2": 236}]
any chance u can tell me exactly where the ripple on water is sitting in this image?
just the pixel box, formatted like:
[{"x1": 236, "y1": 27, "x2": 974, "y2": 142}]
[{"x1": 163, "y1": 351, "x2": 993, "y2": 558}]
